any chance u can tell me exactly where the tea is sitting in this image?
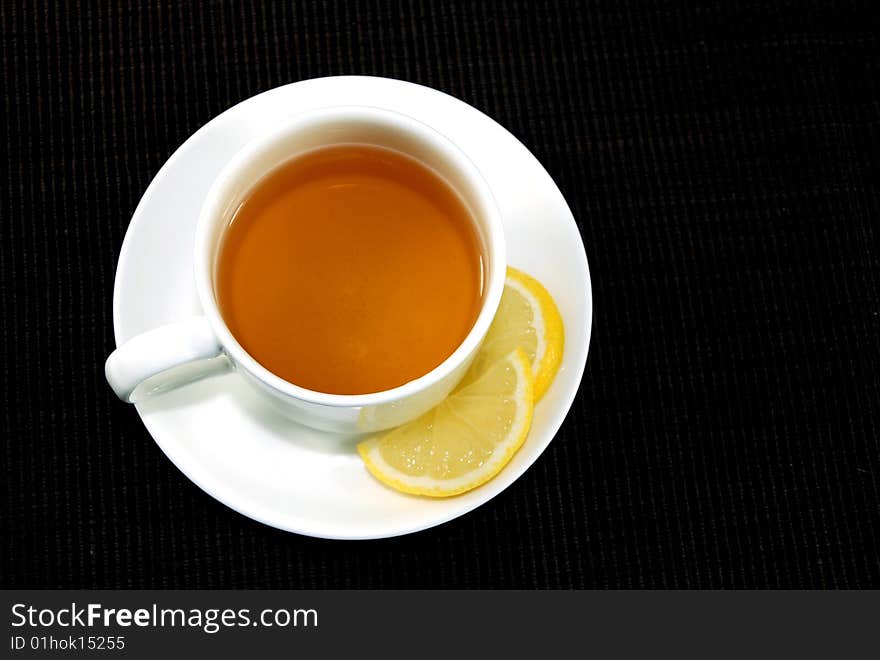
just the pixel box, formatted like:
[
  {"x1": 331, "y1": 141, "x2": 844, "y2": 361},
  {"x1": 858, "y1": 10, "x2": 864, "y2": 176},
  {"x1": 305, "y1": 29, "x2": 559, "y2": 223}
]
[{"x1": 216, "y1": 144, "x2": 483, "y2": 395}]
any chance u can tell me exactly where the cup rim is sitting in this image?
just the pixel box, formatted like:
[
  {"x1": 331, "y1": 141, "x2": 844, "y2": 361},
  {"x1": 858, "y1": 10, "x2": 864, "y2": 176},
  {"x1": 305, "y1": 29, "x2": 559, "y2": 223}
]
[{"x1": 193, "y1": 105, "x2": 506, "y2": 408}]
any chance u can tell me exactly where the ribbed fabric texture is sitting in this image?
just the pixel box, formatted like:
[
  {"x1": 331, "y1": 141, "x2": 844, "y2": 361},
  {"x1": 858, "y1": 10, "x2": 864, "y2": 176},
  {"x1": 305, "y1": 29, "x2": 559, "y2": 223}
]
[{"x1": 2, "y1": 1, "x2": 879, "y2": 588}]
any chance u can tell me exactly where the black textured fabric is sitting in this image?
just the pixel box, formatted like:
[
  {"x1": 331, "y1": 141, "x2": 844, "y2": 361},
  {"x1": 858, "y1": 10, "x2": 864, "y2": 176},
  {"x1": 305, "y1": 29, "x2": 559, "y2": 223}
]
[{"x1": 3, "y1": 1, "x2": 879, "y2": 589}]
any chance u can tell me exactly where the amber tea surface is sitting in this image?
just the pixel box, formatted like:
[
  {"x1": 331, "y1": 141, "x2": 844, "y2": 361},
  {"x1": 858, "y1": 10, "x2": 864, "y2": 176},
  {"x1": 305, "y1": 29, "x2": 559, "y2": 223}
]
[{"x1": 216, "y1": 144, "x2": 483, "y2": 395}]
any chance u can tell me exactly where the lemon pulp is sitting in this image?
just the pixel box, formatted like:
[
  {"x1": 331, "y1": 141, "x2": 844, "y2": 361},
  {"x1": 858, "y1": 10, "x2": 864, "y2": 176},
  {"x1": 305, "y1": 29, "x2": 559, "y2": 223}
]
[{"x1": 357, "y1": 348, "x2": 534, "y2": 497}]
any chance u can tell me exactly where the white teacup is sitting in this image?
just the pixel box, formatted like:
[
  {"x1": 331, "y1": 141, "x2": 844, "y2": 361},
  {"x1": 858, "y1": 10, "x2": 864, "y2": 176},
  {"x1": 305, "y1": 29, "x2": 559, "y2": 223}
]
[{"x1": 105, "y1": 106, "x2": 506, "y2": 433}]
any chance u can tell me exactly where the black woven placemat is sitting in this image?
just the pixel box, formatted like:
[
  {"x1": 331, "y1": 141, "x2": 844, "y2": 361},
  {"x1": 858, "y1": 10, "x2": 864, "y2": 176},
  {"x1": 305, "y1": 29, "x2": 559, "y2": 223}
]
[{"x1": 3, "y1": 1, "x2": 879, "y2": 588}]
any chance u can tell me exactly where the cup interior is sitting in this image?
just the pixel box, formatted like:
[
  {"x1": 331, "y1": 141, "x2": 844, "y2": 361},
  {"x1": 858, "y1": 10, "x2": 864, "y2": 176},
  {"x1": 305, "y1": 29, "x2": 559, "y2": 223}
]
[{"x1": 194, "y1": 105, "x2": 506, "y2": 405}]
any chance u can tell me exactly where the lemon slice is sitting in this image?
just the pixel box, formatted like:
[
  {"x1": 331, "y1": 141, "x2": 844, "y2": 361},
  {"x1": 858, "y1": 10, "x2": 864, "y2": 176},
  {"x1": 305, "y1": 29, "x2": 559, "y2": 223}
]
[
  {"x1": 466, "y1": 266, "x2": 564, "y2": 400},
  {"x1": 357, "y1": 349, "x2": 534, "y2": 497}
]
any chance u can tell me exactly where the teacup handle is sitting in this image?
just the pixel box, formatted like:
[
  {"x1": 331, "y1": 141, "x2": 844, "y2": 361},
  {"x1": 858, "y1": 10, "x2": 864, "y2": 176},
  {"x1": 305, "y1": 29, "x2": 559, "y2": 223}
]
[{"x1": 105, "y1": 317, "x2": 224, "y2": 402}]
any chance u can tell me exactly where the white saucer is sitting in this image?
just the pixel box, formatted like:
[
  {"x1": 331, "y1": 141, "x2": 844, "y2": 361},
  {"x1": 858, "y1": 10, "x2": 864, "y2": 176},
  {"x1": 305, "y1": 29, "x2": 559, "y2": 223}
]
[{"x1": 113, "y1": 76, "x2": 593, "y2": 539}]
